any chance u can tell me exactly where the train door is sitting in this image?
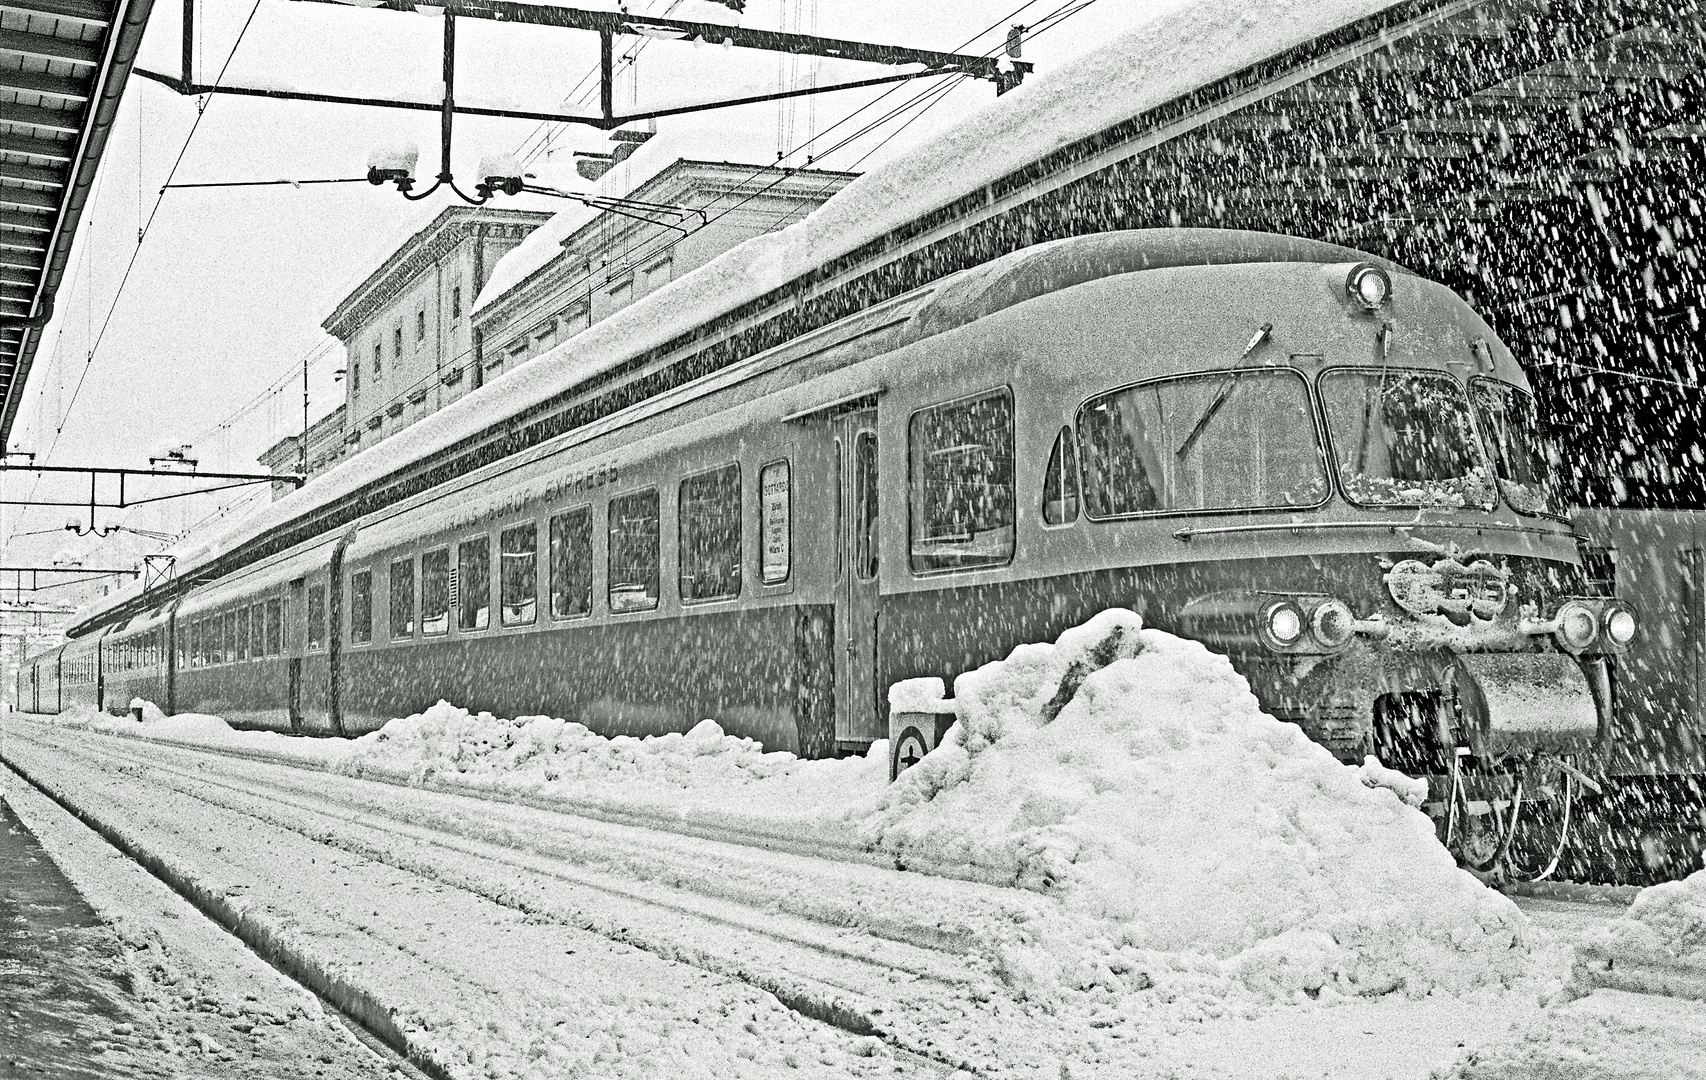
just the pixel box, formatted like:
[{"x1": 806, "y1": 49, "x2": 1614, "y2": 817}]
[
  {"x1": 832, "y1": 411, "x2": 881, "y2": 750},
  {"x1": 287, "y1": 578, "x2": 305, "y2": 732}
]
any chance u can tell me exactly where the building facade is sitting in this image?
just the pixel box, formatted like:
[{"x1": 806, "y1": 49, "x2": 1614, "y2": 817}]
[
  {"x1": 321, "y1": 207, "x2": 553, "y2": 455},
  {"x1": 256, "y1": 404, "x2": 348, "y2": 495},
  {"x1": 470, "y1": 160, "x2": 856, "y2": 384}
]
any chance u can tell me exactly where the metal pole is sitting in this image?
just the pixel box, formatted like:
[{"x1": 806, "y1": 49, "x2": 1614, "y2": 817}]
[
  {"x1": 440, "y1": 13, "x2": 455, "y2": 183},
  {"x1": 182, "y1": 0, "x2": 193, "y2": 87},
  {"x1": 301, "y1": 349, "x2": 309, "y2": 478},
  {"x1": 600, "y1": 30, "x2": 613, "y2": 126}
]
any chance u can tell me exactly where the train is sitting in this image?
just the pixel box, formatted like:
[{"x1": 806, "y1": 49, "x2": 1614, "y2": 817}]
[{"x1": 18, "y1": 228, "x2": 1641, "y2": 880}]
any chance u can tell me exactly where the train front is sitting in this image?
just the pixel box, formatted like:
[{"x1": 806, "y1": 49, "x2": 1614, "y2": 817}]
[{"x1": 1134, "y1": 260, "x2": 1636, "y2": 880}]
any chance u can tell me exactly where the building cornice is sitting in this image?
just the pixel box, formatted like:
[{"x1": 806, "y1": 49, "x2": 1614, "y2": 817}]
[{"x1": 323, "y1": 207, "x2": 553, "y2": 341}]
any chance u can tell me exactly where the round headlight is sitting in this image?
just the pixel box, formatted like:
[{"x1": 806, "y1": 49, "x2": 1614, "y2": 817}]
[
  {"x1": 1555, "y1": 601, "x2": 1599, "y2": 652},
  {"x1": 1346, "y1": 263, "x2": 1391, "y2": 310},
  {"x1": 1267, "y1": 602, "x2": 1304, "y2": 646},
  {"x1": 1311, "y1": 599, "x2": 1356, "y2": 649},
  {"x1": 1606, "y1": 606, "x2": 1637, "y2": 646}
]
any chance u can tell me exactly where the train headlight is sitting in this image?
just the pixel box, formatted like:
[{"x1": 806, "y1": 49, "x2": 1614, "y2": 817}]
[
  {"x1": 1555, "y1": 600, "x2": 1599, "y2": 652},
  {"x1": 1311, "y1": 599, "x2": 1356, "y2": 649},
  {"x1": 1605, "y1": 605, "x2": 1637, "y2": 646},
  {"x1": 1265, "y1": 601, "x2": 1305, "y2": 647},
  {"x1": 1347, "y1": 263, "x2": 1391, "y2": 310}
]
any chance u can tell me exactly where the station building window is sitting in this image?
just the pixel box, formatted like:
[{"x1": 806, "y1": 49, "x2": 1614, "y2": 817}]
[
  {"x1": 549, "y1": 508, "x2": 593, "y2": 619},
  {"x1": 350, "y1": 570, "x2": 373, "y2": 645},
  {"x1": 266, "y1": 598, "x2": 283, "y2": 656},
  {"x1": 908, "y1": 388, "x2": 1015, "y2": 573},
  {"x1": 390, "y1": 558, "x2": 416, "y2": 638},
  {"x1": 679, "y1": 464, "x2": 740, "y2": 603},
  {"x1": 500, "y1": 524, "x2": 537, "y2": 627},
  {"x1": 759, "y1": 460, "x2": 790, "y2": 585},
  {"x1": 308, "y1": 585, "x2": 326, "y2": 651},
  {"x1": 608, "y1": 489, "x2": 659, "y2": 613},
  {"x1": 421, "y1": 549, "x2": 450, "y2": 635},
  {"x1": 416, "y1": 310, "x2": 426, "y2": 342},
  {"x1": 1043, "y1": 427, "x2": 1079, "y2": 525},
  {"x1": 393, "y1": 326, "x2": 403, "y2": 360},
  {"x1": 458, "y1": 537, "x2": 491, "y2": 631},
  {"x1": 451, "y1": 285, "x2": 462, "y2": 320},
  {"x1": 373, "y1": 341, "x2": 381, "y2": 375}
]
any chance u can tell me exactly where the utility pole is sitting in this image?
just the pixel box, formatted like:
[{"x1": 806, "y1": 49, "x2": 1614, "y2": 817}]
[{"x1": 301, "y1": 349, "x2": 310, "y2": 479}]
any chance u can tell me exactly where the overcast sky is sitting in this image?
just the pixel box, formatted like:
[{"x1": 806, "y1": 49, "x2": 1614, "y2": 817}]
[{"x1": 1, "y1": 0, "x2": 1160, "y2": 573}]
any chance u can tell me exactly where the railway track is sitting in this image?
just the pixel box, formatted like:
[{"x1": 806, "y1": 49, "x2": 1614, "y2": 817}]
[{"x1": 0, "y1": 718, "x2": 1069, "y2": 1077}]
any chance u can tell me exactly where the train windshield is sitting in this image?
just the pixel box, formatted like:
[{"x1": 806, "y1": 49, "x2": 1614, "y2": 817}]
[
  {"x1": 1319, "y1": 369, "x2": 1496, "y2": 510},
  {"x1": 1470, "y1": 378, "x2": 1563, "y2": 518},
  {"x1": 1077, "y1": 369, "x2": 1327, "y2": 517}
]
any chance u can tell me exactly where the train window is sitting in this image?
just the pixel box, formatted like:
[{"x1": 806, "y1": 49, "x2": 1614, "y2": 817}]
[
  {"x1": 833, "y1": 441, "x2": 843, "y2": 582},
  {"x1": 458, "y1": 538, "x2": 491, "y2": 631},
  {"x1": 421, "y1": 549, "x2": 450, "y2": 634},
  {"x1": 1319, "y1": 369, "x2": 1494, "y2": 510},
  {"x1": 679, "y1": 465, "x2": 741, "y2": 603},
  {"x1": 855, "y1": 433, "x2": 879, "y2": 580},
  {"x1": 225, "y1": 611, "x2": 238, "y2": 663},
  {"x1": 251, "y1": 605, "x2": 265, "y2": 658},
  {"x1": 1079, "y1": 370, "x2": 1327, "y2": 518},
  {"x1": 308, "y1": 585, "x2": 326, "y2": 651},
  {"x1": 351, "y1": 570, "x2": 374, "y2": 644},
  {"x1": 1043, "y1": 427, "x2": 1080, "y2": 526},
  {"x1": 500, "y1": 524, "x2": 538, "y2": 626},
  {"x1": 549, "y1": 508, "x2": 593, "y2": 619},
  {"x1": 237, "y1": 607, "x2": 251, "y2": 661},
  {"x1": 759, "y1": 460, "x2": 790, "y2": 585},
  {"x1": 1470, "y1": 379, "x2": 1562, "y2": 518},
  {"x1": 909, "y1": 389, "x2": 1013, "y2": 573},
  {"x1": 390, "y1": 559, "x2": 416, "y2": 638},
  {"x1": 266, "y1": 599, "x2": 283, "y2": 656},
  {"x1": 608, "y1": 489, "x2": 660, "y2": 613}
]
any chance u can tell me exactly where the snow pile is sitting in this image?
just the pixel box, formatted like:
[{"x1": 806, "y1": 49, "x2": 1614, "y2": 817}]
[
  {"x1": 863, "y1": 610, "x2": 1525, "y2": 1002},
  {"x1": 1573, "y1": 867, "x2": 1706, "y2": 1003},
  {"x1": 338, "y1": 703, "x2": 806, "y2": 789},
  {"x1": 1443, "y1": 989, "x2": 1706, "y2": 1080},
  {"x1": 46, "y1": 702, "x2": 239, "y2": 743}
]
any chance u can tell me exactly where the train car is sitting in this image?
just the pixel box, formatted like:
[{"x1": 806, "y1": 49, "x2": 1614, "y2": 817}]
[
  {"x1": 1569, "y1": 509, "x2": 1706, "y2": 879},
  {"x1": 35, "y1": 229, "x2": 1638, "y2": 879},
  {"x1": 99, "y1": 606, "x2": 171, "y2": 717}
]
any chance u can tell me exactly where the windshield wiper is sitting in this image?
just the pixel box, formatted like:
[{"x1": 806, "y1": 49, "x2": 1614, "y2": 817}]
[{"x1": 1175, "y1": 322, "x2": 1274, "y2": 461}]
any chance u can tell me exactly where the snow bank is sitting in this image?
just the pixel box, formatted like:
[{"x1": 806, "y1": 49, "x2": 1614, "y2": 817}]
[
  {"x1": 77, "y1": 0, "x2": 1403, "y2": 631},
  {"x1": 1443, "y1": 989, "x2": 1706, "y2": 1080},
  {"x1": 865, "y1": 610, "x2": 1525, "y2": 1002},
  {"x1": 1572, "y1": 867, "x2": 1706, "y2": 1001},
  {"x1": 46, "y1": 702, "x2": 239, "y2": 743}
]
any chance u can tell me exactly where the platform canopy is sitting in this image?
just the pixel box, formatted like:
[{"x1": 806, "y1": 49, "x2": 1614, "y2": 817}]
[{"x1": 0, "y1": 0, "x2": 154, "y2": 449}]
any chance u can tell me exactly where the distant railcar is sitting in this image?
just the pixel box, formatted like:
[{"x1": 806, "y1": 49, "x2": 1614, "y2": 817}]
[{"x1": 24, "y1": 230, "x2": 1639, "y2": 879}]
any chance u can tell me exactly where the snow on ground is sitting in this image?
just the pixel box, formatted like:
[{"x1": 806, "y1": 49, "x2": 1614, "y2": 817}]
[{"x1": 1582, "y1": 865, "x2": 1706, "y2": 972}]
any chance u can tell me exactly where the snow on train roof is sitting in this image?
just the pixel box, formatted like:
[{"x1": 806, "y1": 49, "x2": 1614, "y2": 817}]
[{"x1": 75, "y1": 0, "x2": 1400, "y2": 630}]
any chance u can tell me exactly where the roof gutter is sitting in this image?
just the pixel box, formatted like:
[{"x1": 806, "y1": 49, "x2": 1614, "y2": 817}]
[{"x1": 0, "y1": 0, "x2": 161, "y2": 446}]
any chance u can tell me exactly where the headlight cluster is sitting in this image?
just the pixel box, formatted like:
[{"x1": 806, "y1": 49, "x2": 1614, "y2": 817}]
[
  {"x1": 1178, "y1": 592, "x2": 1367, "y2": 656},
  {"x1": 1549, "y1": 598, "x2": 1638, "y2": 653},
  {"x1": 1261, "y1": 596, "x2": 1359, "y2": 654}
]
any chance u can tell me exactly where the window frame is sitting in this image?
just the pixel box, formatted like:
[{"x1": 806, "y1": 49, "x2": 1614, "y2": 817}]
[
  {"x1": 1076, "y1": 366, "x2": 1333, "y2": 522},
  {"x1": 606, "y1": 486, "x2": 661, "y2": 615},
  {"x1": 420, "y1": 547, "x2": 451, "y2": 636},
  {"x1": 548, "y1": 505, "x2": 595, "y2": 621},
  {"x1": 457, "y1": 535, "x2": 492, "y2": 632},
  {"x1": 349, "y1": 568, "x2": 374, "y2": 646},
  {"x1": 907, "y1": 385, "x2": 1017, "y2": 576},
  {"x1": 1042, "y1": 426, "x2": 1081, "y2": 528},
  {"x1": 499, "y1": 521, "x2": 540, "y2": 628},
  {"x1": 307, "y1": 583, "x2": 326, "y2": 651},
  {"x1": 390, "y1": 556, "x2": 417, "y2": 640},
  {"x1": 1467, "y1": 375, "x2": 1568, "y2": 522},
  {"x1": 678, "y1": 462, "x2": 742, "y2": 605},
  {"x1": 1316, "y1": 365, "x2": 1495, "y2": 513}
]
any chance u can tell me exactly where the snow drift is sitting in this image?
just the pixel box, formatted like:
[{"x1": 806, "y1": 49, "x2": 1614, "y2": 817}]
[{"x1": 867, "y1": 610, "x2": 1526, "y2": 1001}]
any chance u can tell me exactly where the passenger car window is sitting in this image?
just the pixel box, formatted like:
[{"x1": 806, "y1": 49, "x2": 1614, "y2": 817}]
[
  {"x1": 501, "y1": 523, "x2": 538, "y2": 626},
  {"x1": 266, "y1": 599, "x2": 282, "y2": 656},
  {"x1": 350, "y1": 570, "x2": 373, "y2": 645},
  {"x1": 679, "y1": 465, "x2": 741, "y2": 603},
  {"x1": 608, "y1": 489, "x2": 660, "y2": 613},
  {"x1": 909, "y1": 389, "x2": 1014, "y2": 572},
  {"x1": 1079, "y1": 370, "x2": 1327, "y2": 517},
  {"x1": 1470, "y1": 378, "x2": 1562, "y2": 517},
  {"x1": 759, "y1": 460, "x2": 790, "y2": 585},
  {"x1": 390, "y1": 558, "x2": 416, "y2": 638},
  {"x1": 1319, "y1": 368, "x2": 1495, "y2": 509},
  {"x1": 307, "y1": 585, "x2": 325, "y2": 651},
  {"x1": 458, "y1": 538, "x2": 491, "y2": 631},
  {"x1": 549, "y1": 508, "x2": 593, "y2": 618},
  {"x1": 421, "y1": 549, "x2": 450, "y2": 635},
  {"x1": 1043, "y1": 427, "x2": 1080, "y2": 525}
]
